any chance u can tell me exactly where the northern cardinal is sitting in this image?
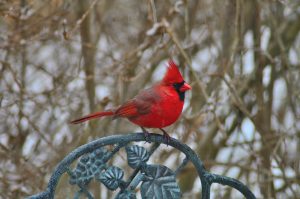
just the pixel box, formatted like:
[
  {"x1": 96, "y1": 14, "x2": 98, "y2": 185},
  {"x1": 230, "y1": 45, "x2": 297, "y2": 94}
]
[{"x1": 70, "y1": 60, "x2": 191, "y2": 141}]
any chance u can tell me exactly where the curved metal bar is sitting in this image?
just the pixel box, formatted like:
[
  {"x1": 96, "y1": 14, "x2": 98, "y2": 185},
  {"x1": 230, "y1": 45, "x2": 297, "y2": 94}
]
[
  {"x1": 206, "y1": 173, "x2": 256, "y2": 199},
  {"x1": 26, "y1": 133, "x2": 256, "y2": 199}
]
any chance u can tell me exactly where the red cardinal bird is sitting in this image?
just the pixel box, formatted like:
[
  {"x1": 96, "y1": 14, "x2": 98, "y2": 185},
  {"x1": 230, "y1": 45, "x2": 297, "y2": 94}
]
[{"x1": 70, "y1": 60, "x2": 191, "y2": 141}]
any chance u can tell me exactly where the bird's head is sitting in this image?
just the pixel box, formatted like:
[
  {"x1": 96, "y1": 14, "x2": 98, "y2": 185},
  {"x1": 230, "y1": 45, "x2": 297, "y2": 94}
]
[{"x1": 162, "y1": 60, "x2": 191, "y2": 101}]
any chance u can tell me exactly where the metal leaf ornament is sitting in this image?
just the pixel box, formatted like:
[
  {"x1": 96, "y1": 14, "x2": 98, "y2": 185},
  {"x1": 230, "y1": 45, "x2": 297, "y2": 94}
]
[
  {"x1": 141, "y1": 165, "x2": 181, "y2": 199},
  {"x1": 97, "y1": 166, "x2": 124, "y2": 190},
  {"x1": 116, "y1": 190, "x2": 137, "y2": 199},
  {"x1": 126, "y1": 145, "x2": 150, "y2": 169},
  {"x1": 69, "y1": 147, "x2": 110, "y2": 185}
]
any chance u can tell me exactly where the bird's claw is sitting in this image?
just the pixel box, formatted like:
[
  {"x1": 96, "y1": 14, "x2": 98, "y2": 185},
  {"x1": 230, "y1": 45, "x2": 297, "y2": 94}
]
[
  {"x1": 160, "y1": 128, "x2": 171, "y2": 146},
  {"x1": 163, "y1": 132, "x2": 171, "y2": 146},
  {"x1": 141, "y1": 127, "x2": 151, "y2": 143},
  {"x1": 144, "y1": 131, "x2": 151, "y2": 143}
]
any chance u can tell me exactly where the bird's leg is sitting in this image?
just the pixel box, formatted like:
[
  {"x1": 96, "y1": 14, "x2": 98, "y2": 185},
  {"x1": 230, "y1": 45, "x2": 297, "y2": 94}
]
[
  {"x1": 141, "y1": 127, "x2": 151, "y2": 143},
  {"x1": 159, "y1": 128, "x2": 171, "y2": 145}
]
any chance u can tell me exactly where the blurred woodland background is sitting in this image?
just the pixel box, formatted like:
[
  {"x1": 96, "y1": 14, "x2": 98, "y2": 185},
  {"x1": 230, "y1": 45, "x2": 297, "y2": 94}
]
[{"x1": 0, "y1": 0, "x2": 300, "y2": 198}]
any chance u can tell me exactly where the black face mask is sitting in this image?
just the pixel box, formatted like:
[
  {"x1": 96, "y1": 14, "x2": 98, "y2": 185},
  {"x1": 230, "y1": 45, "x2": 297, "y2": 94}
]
[{"x1": 173, "y1": 81, "x2": 186, "y2": 101}]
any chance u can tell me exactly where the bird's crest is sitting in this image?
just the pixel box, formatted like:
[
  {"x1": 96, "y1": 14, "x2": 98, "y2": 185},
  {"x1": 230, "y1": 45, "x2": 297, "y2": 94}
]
[{"x1": 162, "y1": 60, "x2": 184, "y2": 84}]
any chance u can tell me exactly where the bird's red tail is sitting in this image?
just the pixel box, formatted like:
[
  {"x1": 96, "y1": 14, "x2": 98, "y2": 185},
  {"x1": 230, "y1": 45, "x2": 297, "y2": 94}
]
[{"x1": 70, "y1": 110, "x2": 114, "y2": 124}]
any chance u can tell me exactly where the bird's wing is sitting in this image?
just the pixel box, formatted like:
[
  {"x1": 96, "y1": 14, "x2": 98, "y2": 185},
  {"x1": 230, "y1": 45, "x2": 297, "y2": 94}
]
[{"x1": 115, "y1": 87, "x2": 160, "y2": 118}]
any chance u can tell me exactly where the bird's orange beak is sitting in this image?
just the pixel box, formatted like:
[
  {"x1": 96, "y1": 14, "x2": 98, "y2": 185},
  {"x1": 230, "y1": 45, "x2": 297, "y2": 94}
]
[{"x1": 180, "y1": 82, "x2": 192, "y2": 92}]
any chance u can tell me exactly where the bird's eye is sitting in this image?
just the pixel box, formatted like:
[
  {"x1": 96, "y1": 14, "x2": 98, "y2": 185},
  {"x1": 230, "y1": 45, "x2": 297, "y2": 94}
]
[
  {"x1": 172, "y1": 83, "x2": 179, "y2": 88},
  {"x1": 172, "y1": 81, "x2": 185, "y2": 89}
]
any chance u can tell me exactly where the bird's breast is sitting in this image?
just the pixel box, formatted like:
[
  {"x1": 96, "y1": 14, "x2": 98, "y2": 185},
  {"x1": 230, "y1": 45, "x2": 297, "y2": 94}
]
[{"x1": 129, "y1": 88, "x2": 184, "y2": 128}]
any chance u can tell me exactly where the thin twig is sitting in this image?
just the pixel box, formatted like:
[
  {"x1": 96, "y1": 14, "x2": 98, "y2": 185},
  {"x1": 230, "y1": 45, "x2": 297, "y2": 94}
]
[
  {"x1": 69, "y1": 0, "x2": 99, "y2": 36},
  {"x1": 149, "y1": 0, "x2": 157, "y2": 23}
]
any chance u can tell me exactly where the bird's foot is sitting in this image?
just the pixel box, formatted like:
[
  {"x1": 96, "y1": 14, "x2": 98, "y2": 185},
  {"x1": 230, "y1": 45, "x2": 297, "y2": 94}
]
[
  {"x1": 141, "y1": 127, "x2": 151, "y2": 143},
  {"x1": 159, "y1": 128, "x2": 171, "y2": 146}
]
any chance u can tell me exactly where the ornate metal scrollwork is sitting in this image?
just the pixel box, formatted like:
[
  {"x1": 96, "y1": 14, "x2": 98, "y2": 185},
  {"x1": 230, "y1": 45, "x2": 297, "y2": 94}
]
[{"x1": 27, "y1": 133, "x2": 256, "y2": 199}]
